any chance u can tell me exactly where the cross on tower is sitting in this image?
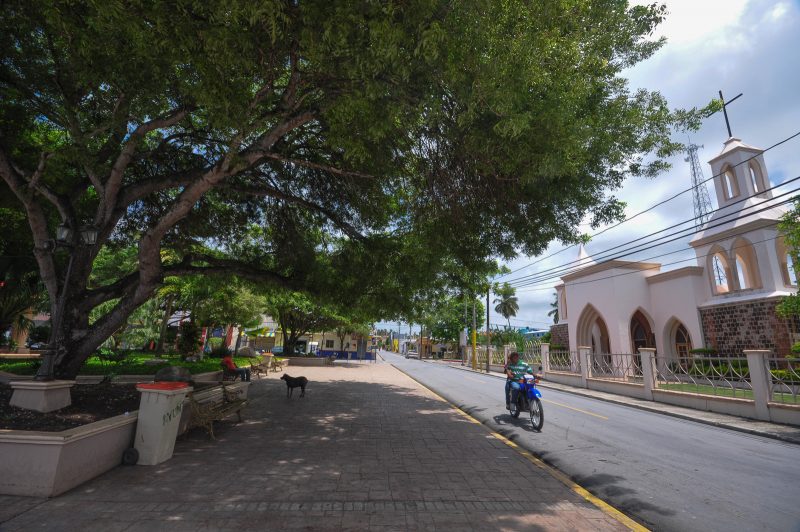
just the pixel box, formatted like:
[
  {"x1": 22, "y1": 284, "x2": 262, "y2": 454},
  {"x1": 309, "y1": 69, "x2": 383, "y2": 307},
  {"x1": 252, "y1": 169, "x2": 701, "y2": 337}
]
[{"x1": 718, "y1": 90, "x2": 743, "y2": 138}]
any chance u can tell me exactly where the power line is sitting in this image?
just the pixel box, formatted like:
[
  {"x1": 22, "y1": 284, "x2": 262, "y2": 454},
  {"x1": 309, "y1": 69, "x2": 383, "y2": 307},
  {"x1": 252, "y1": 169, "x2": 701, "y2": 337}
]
[
  {"x1": 511, "y1": 196, "x2": 793, "y2": 289},
  {"x1": 506, "y1": 179, "x2": 799, "y2": 288},
  {"x1": 496, "y1": 128, "x2": 800, "y2": 279},
  {"x1": 514, "y1": 222, "x2": 784, "y2": 293}
]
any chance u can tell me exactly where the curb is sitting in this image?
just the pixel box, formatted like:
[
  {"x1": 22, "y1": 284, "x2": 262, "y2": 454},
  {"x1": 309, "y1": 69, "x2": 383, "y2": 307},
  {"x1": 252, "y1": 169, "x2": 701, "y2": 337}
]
[
  {"x1": 391, "y1": 362, "x2": 649, "y2": 532},
  {"x1": 418, "y1": 358, "x2": 800, "y2": 446}
]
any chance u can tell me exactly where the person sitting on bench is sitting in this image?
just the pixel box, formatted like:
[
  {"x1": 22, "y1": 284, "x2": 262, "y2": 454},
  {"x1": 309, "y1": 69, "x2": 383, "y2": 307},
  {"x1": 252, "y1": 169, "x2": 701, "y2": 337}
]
[{"x1": 222, "y1": 352, "x2": 251, "y2": 382}]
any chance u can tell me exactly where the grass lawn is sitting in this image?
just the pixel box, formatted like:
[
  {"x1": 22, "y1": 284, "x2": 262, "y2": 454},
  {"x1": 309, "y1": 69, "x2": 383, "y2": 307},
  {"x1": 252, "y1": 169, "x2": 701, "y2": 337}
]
[
  {"x1": 658, "y1": 382, "x2": 799, "y2": 404},
  {"x1": 0, "y1": 353, "x2": 273, "y2": 376}
]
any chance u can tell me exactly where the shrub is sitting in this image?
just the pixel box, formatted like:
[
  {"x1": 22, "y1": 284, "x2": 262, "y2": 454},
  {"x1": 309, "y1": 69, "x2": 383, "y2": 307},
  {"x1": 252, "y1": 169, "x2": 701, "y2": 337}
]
[
  {"x1": 177, "y1": 321, "x2": 202, "y2": 355},
  {"x1": 209, "y1": 345, "x2": 231, "y2": 358},
  {"x1": 689, "y1": 347, "x2": 717, "y2": 357}
]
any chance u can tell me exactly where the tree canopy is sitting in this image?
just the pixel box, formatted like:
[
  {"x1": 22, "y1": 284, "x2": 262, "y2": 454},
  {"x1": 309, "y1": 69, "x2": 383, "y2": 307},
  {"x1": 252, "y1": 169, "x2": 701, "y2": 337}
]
[{"x1": 0, "y1": 1, "x2": 697, "y2": 377}]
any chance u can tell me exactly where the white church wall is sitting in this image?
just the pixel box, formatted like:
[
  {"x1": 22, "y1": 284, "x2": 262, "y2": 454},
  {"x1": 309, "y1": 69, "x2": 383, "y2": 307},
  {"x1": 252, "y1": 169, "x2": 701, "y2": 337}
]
[
  {"x1": 648, "y1": 272, "x2": 706, "y2": 357},
  {"x1": 566, "y1": 266, "x2": 654, "y2": 354}
]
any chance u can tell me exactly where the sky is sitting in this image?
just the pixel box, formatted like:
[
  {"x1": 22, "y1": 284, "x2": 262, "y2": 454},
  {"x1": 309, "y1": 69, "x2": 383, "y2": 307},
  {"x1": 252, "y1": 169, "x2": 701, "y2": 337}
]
[{"x1": 379, "y1": 0, "x2": 800, "y2": 335}]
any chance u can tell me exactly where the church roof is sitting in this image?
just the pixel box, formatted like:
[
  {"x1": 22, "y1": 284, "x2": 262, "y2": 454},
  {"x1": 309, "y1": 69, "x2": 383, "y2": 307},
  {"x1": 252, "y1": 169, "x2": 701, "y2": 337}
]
[
  {"x1": 690, "y1": 197, "x2": 787, "y2": 247},
  {"x1": 577, "y1": 243, "x2": 596, "y2": 267},
  {"x1": 708, "y1": 137, "x2": 763, "y2": 165}
]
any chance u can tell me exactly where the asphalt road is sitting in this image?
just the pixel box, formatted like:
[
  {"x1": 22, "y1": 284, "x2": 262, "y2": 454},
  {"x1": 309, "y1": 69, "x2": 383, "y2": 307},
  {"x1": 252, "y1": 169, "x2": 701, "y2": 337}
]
[{"x1": 382, "y1": 351, "x2": 800, "y2": 532}]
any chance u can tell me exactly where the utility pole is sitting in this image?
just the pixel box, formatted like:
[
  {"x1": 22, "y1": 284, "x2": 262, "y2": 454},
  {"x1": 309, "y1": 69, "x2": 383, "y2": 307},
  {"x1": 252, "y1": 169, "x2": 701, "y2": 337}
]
[
  {"x1": 485, "y1": 289, "x2": 491, "y2": 373},
  {"x1": 471, "y1": 299, "x2": 477, "y2": 371}
]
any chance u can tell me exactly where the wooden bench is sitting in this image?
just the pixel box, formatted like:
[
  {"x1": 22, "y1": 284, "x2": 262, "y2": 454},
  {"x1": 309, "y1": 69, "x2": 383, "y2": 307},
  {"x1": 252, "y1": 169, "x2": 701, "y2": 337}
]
[
  {"x1": 187, "y1": 387, "x2": 247, "y2": 439},
  {"x1": 269, "y1": 356, "x2": 285, "y2": 372},
  {"x1": 220, "y1": 362, "x2": 240, "y2": 382},
  {"x1": 250, "y1": 360, "x2": 265, "y2": 379}
]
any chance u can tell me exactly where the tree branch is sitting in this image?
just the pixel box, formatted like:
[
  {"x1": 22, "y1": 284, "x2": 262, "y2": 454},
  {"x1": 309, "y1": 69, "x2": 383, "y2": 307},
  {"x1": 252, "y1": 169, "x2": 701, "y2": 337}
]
[
  {"x1": 103, "y1": 105, "x2": 194, "y2": 223},
  {"x1": 262, "y1": 152, "x2": 376, "y2": 180},
  {"x1": 227, "y1": 183, "x2": 365, "y2": 241}
]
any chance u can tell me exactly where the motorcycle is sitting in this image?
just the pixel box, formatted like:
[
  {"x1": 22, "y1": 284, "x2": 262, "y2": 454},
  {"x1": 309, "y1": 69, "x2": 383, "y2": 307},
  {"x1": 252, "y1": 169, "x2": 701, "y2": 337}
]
[{"x1": 507, "y1": 373, "x2": 544, "y2": 431}]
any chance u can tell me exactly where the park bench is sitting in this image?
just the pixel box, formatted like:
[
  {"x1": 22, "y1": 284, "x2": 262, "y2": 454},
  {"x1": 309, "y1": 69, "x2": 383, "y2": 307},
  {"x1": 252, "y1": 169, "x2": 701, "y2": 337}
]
[
  {"x1": 269, "y1": 356, "x2": 285, "y2": 372},
  {"x1": 219, "y1": 362, "x2": 240, "y2": 382},
  {"x1": 187, "y1": 386, "x2": 247, "y2": 439},
  {"x1": 249, "y1": 360, "x2": 265, "y2": 379}
]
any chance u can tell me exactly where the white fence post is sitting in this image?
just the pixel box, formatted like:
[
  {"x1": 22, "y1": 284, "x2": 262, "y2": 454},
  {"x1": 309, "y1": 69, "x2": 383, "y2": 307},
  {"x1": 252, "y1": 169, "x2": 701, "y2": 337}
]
[
  {"x1": 639, "y1": 348, "x2": 657, "y2": 401},
  {"x1": 578, "y1": 346, "x2": 591, "y2": 388},
  {"x1": 744, "y1": 349, "x2": 772, "y2": 421},
  {"x1": 541, "y1": 343, "x2": 550, "y2": 374}
]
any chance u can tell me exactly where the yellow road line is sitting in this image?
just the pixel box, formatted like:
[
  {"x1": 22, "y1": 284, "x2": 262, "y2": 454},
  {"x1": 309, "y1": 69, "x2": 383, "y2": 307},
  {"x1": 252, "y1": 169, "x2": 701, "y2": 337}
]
[
  {"x1": 393, "y1": 365, "x2": 648, "y2": 532},
  {"x1": 544, "y1": 399, "x2": 609, "y2": 420}
]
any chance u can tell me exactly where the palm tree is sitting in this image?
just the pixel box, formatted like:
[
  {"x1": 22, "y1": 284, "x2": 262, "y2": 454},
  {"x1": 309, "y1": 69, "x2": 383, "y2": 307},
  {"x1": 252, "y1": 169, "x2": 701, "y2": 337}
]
[
  {"x1": 493, "y1": 283, "x2": 519, "y2": 329},
  {"x1": 547, "y1": 292, "x2": 559, "y2": 324}
]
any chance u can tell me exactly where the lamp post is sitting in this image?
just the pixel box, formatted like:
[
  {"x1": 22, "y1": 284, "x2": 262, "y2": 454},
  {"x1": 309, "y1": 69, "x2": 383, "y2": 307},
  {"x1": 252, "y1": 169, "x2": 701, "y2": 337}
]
[{"x1": 35, "y1": 224, "x2": 98, "y2": 381}]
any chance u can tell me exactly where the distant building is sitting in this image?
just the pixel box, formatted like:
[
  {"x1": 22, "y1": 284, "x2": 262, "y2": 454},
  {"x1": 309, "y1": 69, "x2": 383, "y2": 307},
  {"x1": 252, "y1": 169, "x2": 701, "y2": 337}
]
[{"x1": 518, "y1": 327, "x2": 549, "y2": 340}]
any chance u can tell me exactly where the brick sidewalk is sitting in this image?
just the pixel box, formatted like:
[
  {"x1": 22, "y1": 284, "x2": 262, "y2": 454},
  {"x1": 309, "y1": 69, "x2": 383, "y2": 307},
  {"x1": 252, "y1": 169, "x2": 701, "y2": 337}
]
[{"x1": 1, "y1": 362, "x2": 628, "y2": 531}]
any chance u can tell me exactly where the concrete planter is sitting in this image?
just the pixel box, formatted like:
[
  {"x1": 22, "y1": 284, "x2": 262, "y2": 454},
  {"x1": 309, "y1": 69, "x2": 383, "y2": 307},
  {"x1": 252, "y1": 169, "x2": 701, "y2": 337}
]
[
  {"x1": 0, "y1": 381, "x2": 251, "y2": 497},
  {"x1": 0, "y1": 412, "x2": 138, "y2": 497},
  {"x1": 287, "y1": 357, "x2": 328, "y2": 367}
]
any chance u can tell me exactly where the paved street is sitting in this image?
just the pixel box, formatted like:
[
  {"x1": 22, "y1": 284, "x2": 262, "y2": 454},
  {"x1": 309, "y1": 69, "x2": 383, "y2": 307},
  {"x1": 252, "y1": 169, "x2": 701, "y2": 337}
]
[
  {"x1": 384, "y1": 351, "x2": 800, "y2": 532},
  {"x1": 1, "y1": 361, "x2": 630, "y2": 531}
]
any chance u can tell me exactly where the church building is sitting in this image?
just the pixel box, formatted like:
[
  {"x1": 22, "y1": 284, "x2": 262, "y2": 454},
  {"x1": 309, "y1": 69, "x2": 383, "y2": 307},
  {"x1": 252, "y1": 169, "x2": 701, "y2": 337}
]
[{"x1": 550, "y1": 136, "x2": 799, "y2": 358}]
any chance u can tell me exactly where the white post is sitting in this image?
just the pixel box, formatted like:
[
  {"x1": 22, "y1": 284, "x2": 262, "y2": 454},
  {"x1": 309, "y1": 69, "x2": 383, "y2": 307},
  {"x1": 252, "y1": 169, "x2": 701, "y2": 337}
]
[
  {"x1": 744, "y1": 349, "x2": 772, "y2": 421},
  {"x1": 639, "y1": 348, "x2": 657, "y2": 401},
  {"x1": 578, "y1": 346, "x2": 591, "y2": 388},
  {"x1": 541, "y1": 343, "x2": 550, "y2": 374}
]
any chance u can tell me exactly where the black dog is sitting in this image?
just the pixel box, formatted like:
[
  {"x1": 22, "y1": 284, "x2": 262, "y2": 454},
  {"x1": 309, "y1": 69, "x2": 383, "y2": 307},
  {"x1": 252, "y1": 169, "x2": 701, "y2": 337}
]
[{"x1": 280, "y1": 374, "x2": 308, "y2": 398}]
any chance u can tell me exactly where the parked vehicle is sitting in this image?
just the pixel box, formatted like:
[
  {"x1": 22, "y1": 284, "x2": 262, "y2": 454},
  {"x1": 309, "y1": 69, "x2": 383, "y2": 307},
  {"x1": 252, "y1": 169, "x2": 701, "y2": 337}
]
[
  {"x1": 405, "y1": 350, "x2": 419, "y2": 359},
  {"x1": 507, "y1": 373, "x2": 543, "y2": 431}
]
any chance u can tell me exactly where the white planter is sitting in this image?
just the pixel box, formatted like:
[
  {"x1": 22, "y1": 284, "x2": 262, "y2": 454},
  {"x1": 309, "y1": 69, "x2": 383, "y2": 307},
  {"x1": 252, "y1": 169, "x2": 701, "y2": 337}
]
[
  {"x1": 287, "y1": 357, "x2": 327, "y2": 366},
  {"x1": 0, "y1": 412, "x2": 138, "y2": 497}
]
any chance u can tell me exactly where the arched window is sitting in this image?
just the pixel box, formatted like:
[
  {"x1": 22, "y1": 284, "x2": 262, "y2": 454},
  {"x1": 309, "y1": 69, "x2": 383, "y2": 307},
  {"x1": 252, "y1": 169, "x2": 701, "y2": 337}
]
[
  {"x1": 630, "y1": 310, "x2": 654, "y2": 352},
  {"x1": 788, "y1": 255, "x2": 797, "y2": 286},
  {"x1": 735, "y1": 256, "x2": 749, "y2": 289},
  {"x1": 723, "y1": 167, "x2": 739, "y2": 200},
  {"x1": 776, "y1": 237, "x2": 797, "y2": 287},
  {"x1": 675, "y1": 324, "x2": 692, "y2": 358},
  {"x1": 710, "y1": 252, "x2": 730, "y2": 294},
  {"x1": 749, "y1": 162, "x2": 765, "y2": 195},
  {"x1": 732, "y1": 238, "x2": 761, "y2": 290}
]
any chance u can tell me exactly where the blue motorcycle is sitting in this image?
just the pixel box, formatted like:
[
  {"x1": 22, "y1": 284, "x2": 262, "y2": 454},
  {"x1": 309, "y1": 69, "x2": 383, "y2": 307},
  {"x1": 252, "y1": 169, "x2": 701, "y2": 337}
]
[{"x1": 507, "y1": 373, "x2": 544, "y2": 431}]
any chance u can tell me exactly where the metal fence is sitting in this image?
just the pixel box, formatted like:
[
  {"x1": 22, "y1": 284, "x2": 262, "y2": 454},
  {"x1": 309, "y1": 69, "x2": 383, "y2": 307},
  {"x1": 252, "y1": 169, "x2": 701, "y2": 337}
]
[
  {"x1": 768, "y1": 356, "x2": 800, "y2": 404},
  {"x1": 654, "y1": 355, "x2": 753, "y2": 399},
  {"x1": 521, "y1": 340, "x2": 542, "y2": 367},
  {"x1": 548, "y1": 350, "x2": 580, "y2": 374},
  {"x1": 589, "y1": 353, "x2": 643, "y2": 382}
]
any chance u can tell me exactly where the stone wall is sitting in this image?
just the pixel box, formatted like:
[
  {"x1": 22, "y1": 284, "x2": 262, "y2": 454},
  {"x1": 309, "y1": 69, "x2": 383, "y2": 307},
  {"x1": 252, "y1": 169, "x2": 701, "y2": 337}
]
[
  {"x1": 549, "y1": 323, "x2": 569, "y2": 351},
  {"x1": 699, "y1": 297, "x2": 800, "y2": 356}
]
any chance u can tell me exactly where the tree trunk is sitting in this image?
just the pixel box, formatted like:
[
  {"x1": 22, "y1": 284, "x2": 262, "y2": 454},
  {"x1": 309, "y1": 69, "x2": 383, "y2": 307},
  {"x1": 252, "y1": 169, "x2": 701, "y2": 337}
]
[{"x1": 155, "y1": 294, "x2": 174, "y2": 354}]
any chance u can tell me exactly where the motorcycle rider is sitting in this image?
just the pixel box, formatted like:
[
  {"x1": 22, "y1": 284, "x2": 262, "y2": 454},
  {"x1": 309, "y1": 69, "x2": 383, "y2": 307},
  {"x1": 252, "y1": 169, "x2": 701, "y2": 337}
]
[{"x1": 504, "y1": 351, "x2": 533, "y2": 409}]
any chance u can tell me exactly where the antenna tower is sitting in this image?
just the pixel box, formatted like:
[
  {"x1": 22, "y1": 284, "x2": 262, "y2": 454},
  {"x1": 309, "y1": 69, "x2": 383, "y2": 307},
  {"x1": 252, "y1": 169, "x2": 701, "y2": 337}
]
[{"x1": 685, "y1": 143, "x2": 714, "y2": 230}]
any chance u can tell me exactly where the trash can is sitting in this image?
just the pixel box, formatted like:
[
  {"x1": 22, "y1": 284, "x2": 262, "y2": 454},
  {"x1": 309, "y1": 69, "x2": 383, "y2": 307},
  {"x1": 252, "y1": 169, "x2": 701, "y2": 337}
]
[{"x1": 132, "y1": 382, "x2": 192, "y2": 466}]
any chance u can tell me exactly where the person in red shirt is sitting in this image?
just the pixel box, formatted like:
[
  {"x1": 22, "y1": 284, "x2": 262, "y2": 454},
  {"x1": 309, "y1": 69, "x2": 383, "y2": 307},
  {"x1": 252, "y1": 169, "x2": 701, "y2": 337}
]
[{"x1": 221, "y1": 353, "x2": 251, "y2": 382}]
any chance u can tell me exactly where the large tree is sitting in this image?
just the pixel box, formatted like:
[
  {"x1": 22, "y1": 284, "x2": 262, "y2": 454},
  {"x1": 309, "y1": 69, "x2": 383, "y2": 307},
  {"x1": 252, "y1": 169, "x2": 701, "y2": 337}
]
[
  {"x1": 0, "y1": 1, "x2": 692, "y2": 378},
  {"x1": 266, "y1": 291, "x2": 342, "y2": 356}
]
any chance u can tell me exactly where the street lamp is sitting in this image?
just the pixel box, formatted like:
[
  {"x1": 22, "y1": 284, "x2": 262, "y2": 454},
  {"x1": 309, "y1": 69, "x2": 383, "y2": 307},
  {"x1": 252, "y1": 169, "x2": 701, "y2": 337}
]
[{"x1": 35, "y1": 224, "x2": 98, "y2": 381}]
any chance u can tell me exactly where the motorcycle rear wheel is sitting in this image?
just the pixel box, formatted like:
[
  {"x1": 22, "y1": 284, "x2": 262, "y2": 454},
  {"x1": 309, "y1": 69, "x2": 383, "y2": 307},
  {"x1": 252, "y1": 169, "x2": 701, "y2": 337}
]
[
  {"x1": 509, "y1": 399, "x2": 521, "y2": 418},
  {"x1": 529, "y1": 397, "x2": 543, "y2": 431}
]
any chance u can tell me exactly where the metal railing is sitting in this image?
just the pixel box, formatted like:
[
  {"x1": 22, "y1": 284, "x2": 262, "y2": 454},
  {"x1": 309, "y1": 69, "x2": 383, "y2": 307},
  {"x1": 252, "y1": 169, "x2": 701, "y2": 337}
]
[
  {"x1": 589, "y1": 353, "x2": 643, "y2": 382},
  {"x1": 521, "y1": 340, "x2": 542, "y2": 367},
  {"x1": 654, "y1": 355, "x2": 753, "y2": 399},
  {"x1": 768, "y1": 357, "x2": 800, "y2": 404},
  {"x1": 548, "y1": 350, "x2": 580, "y2": 374}
]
